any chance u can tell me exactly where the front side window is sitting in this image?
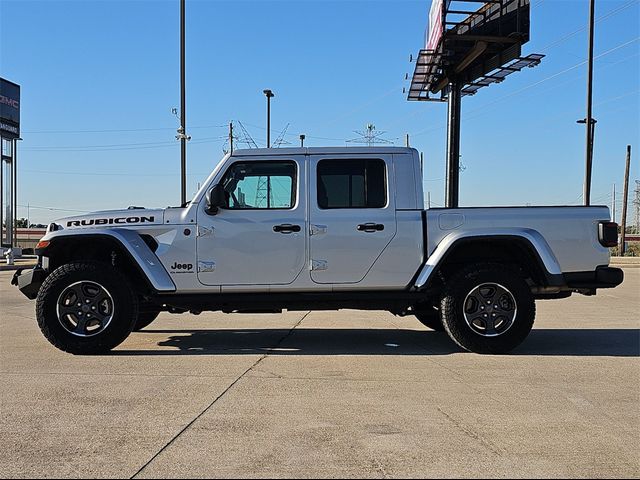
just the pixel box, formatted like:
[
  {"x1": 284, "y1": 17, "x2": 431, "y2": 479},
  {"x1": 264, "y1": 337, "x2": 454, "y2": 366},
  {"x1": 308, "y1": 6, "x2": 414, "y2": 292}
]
[
  {"x1": 221, "y1": 161, "x2": 296, "y2": 210},
  {"x1": 317, "y1": 159, "x2": 386, "y2": 209}
]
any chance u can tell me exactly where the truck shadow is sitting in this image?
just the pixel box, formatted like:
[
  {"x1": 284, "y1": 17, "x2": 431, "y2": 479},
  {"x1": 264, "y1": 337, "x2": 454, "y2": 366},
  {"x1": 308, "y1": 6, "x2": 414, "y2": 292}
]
[{"x1": 114, "y1": 328, "x2": 640, "y2": 357}]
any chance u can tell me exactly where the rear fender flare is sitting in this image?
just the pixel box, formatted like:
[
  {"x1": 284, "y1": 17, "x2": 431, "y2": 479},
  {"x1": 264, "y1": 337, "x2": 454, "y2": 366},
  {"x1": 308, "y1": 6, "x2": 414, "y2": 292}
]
[{"x1": 413, "y1": 228, "x2": 563, "y2": 290}]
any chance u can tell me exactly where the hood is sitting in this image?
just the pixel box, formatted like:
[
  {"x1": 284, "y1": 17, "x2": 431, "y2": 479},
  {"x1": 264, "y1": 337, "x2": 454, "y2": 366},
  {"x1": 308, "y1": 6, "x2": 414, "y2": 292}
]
[{"x1": 54, "y1": 208, "x2": 165, "y2": 231}]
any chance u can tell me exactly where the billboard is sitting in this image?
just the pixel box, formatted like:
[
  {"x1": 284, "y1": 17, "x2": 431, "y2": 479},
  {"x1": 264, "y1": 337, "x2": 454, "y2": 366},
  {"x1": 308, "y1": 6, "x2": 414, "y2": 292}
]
[
  {"x1": 0, "y1": 78, "x2": 20, "y2": 139},
  {"x1": 425, "y1": 0, "x2": 447, "y2": 51}
]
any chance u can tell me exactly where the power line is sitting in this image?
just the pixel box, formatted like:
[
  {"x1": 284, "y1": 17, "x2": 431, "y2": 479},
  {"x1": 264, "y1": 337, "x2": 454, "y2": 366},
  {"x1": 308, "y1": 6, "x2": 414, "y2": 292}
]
[
  {"x1": 409, "y1": 38, "x2": 640, "y2": 138},
  {"x1": 22, "y1": 124, "x2": 227, "y2": 134},
  {"x1": 537, "y1": 0, "x2": 638, "y2": 51},
  {"x1": 17, "y1": 204, "x2": 90, "y2": 213},
  {"x1": 19, "y1": 169, "x2": 209, "y2": 177},
  {"x1": 21, "y1": 136, "x2": 228, "y2": 152}
]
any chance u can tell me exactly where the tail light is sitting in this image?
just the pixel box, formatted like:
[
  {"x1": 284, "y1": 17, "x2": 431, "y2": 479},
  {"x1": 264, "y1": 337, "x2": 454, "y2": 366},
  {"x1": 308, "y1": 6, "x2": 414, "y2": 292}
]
[{"x1": 598, "y1": 221, "x2": 618, "y2": 248}]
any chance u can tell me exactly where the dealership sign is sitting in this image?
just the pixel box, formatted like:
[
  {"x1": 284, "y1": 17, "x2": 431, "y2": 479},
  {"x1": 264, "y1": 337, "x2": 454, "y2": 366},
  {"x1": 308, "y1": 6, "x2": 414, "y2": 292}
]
[{"x1": 0, "y1": 78, "x2": 20, "y2": 139}]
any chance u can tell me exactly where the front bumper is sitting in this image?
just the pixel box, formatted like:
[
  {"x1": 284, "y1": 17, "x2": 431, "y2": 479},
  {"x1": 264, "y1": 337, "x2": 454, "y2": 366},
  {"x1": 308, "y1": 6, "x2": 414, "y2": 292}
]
[
  {"x1": 564, "y1": 266, "x2": 624, "y2": 290},
  {"x1": 11, "y1": 266, "x2": 47, "y2": 300}
]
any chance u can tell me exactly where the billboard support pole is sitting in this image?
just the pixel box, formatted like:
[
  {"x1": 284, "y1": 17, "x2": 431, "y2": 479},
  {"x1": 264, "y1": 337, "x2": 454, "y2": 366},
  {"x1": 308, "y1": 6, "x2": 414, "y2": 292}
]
[{"x1": 446, "y1": 80, "x2": 461, "y2": 208}]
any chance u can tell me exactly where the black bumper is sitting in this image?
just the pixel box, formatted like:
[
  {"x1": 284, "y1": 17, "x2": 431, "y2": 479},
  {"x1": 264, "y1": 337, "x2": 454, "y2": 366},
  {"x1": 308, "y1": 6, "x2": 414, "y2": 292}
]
[
  {"x1": 11, "y1": 266, "x2": 47, "y2": 300},
  {"x1": 564, "y1": 266, "x2": 624, "y2": 290}
]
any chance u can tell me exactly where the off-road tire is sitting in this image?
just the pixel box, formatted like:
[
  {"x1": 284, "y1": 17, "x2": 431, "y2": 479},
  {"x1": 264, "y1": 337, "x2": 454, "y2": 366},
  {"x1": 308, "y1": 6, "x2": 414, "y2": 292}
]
[
  {"x1": 415, "y1": 308, "x2": 444, "y2": 331},
  {"x1": 440, "y1": 263, "x2": 535, "y2": 354},
  {"x1": 36, "y1": 262, "x2": 138, "y2": 354},
  {"x1": 134, "y1": 308, "x2": 161, "y2": 331}
]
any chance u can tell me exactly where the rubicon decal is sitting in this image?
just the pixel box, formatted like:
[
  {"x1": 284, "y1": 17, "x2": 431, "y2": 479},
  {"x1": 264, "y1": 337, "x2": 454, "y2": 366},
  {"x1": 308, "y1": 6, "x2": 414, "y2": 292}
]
[{"x1": 66, "y1": 216, "x2": 155, "y2": 227}]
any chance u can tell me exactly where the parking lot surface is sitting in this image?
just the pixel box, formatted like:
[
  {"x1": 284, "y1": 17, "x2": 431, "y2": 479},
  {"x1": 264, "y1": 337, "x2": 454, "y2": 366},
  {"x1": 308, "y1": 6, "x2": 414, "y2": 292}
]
[{"x1": 1, "y1": 268, "x2": 639, "y2": 478}]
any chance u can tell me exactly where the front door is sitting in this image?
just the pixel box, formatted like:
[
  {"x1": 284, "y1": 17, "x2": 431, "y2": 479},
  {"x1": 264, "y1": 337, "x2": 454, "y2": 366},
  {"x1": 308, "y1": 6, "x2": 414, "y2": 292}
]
[
  {"x1": 309, "y1": 155, "x2": 397, "y2": 284},
  {"x1": 197, "y1": 158, "x2": 306, "y2": 286}
]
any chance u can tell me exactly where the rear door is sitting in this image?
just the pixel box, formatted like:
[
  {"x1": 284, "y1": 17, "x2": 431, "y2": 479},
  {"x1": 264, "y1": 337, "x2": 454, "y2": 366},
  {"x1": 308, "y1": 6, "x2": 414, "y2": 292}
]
[{"x1": 309, "y1": 155, "x2": 396, "y2": 284}]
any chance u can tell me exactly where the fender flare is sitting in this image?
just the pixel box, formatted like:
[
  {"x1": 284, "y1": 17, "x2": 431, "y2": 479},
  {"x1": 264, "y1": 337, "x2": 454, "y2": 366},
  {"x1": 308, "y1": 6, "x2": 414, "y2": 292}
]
[
  {"x1": 413, "y1": 228, "x2": 563, "y2": 290},
  {"x1": 38, "y1": 228, "x2": 176, "y2": 293}
]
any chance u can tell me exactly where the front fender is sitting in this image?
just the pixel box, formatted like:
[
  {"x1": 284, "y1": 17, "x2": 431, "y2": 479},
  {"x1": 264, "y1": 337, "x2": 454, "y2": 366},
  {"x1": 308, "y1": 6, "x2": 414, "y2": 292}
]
[
  {"x1": 413, "y1": 228, "x2": 563, "y2": 290},
  {"x1": 38, "y1": 228, "x2": 176, "y2": 293}
]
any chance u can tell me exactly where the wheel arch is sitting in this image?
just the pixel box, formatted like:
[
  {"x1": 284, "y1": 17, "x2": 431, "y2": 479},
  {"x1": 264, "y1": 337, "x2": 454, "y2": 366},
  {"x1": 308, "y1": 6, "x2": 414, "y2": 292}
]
[
  {"x1": 38, "y1": 229, "x2": 175, "y2": 294},
  {"x1": 413, "y1": 229, "x2": 564, "y2": 291}
]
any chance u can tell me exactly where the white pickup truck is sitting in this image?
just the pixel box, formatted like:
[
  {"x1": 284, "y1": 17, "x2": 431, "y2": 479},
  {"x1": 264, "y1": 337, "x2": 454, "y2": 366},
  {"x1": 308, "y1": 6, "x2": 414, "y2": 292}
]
[{"x1": 13, "y1": 147, "x2": 623, "y2": 355}]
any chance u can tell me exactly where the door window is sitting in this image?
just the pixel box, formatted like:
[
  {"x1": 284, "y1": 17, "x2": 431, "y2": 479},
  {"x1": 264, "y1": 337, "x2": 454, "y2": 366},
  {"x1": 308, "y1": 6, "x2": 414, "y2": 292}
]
[
  {"x1": 317, "y1": 159, "x2": 386, "y2": 209},
  {"x1": 221, "y1": 161, "x2": 296, "y2": 210}
]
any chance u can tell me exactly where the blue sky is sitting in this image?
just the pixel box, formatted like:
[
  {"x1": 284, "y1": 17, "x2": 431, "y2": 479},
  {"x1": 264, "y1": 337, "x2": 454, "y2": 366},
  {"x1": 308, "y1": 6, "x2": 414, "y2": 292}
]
[{"x1": 1, "y1": 0, "x2": 639, "y2": 225}]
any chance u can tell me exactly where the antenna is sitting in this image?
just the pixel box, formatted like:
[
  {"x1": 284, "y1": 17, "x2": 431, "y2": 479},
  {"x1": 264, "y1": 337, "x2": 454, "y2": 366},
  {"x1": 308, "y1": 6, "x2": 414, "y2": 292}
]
[{"x1": 346, "y1": 124, "x2": 394, "y2": 147}]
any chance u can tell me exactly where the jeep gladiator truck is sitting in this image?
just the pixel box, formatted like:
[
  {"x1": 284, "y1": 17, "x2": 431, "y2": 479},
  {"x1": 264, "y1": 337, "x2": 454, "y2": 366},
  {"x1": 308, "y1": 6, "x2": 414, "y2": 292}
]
[{"x1": 12, "y1": 147, "x2": 623, "y2": 354}]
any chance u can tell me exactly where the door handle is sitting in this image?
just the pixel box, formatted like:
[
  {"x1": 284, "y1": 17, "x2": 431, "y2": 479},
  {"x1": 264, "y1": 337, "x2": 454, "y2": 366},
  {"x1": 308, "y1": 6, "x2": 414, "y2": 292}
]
[
  {"x1": 357, "y1": 223, "x2": 385, "y2": 232},
  {"x1": 273, "y1": 224, "x2": 301, "y2": 234}
]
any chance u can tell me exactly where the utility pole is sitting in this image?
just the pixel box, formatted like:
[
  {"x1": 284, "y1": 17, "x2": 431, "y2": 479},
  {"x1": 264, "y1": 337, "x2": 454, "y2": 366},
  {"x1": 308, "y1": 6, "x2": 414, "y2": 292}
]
[
  {"x1": 634, "y1": 180, "x2": 640, "y2": 235},
  {"x1": 178, "y1": 0, "x2": 188, "y2": 206},
  {"x1": 611, "y1": 183, "x2": 616, "y2": 222},
  {"x1": 228, "y1": 122, "x2": 234, "y2": 154},
  {"x1": 620, "y1": 145, "x2": 631, "y2": 255},
  {"x1": 263, "y1": 89, "x2": 274, "y2": 148},
  {"x1": 582, "y1": 0, "x2": 596, "y2": 206},
  {"x1": 300, "y1": 134, "x2": 305, "y2": 147},
  {"x1": 427, "y1": 191, "x2": 431, "y2": 209},
  {"x1": 405, "y1": 134, "x2": 410, "y2": 148}
]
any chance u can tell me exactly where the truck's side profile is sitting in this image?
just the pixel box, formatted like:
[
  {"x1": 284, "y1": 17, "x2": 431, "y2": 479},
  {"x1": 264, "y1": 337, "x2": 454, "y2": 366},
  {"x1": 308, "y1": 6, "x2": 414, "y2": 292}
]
[{"x1": 13, "y1": 147, "x2": 623, "y2": 354}]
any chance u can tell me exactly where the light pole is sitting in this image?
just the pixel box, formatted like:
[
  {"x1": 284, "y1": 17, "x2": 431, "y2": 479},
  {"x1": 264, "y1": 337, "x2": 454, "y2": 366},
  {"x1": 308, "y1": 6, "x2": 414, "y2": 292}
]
[
  {"x1": 179, "y1": 0, "x2": 188, "y2": 206},
  {"x1": 263, "y1": 89, "x2": 274, "y2": 148},
  {"x1": 583, "y1": 0, "x2": 596, "y2": 206}
]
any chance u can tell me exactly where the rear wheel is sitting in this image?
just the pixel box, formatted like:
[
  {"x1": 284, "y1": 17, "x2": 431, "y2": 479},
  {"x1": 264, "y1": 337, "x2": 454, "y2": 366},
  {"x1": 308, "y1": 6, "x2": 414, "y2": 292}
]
[
  {"x1": 414, "y1": 307, "x2": 444, "y2": 331},
  {"x1": 440, "y1": 263, "x2": 535, "y2": 354},
  {"x1": 36, "y1": 262, "x2": 138, "y2": 354}
]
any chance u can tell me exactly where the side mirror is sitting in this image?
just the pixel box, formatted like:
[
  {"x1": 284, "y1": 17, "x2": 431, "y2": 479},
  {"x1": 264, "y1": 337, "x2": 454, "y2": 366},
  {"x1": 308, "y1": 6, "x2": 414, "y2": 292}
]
[{"x1": 205, "y1": 184, "x2": 226, "y2": 215}]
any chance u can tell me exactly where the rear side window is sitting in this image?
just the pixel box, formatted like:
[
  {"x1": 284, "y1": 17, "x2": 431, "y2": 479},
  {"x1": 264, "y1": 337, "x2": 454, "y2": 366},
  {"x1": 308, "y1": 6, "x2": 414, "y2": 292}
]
[{"x1": 317, "y1": 159, "x2": 386, "y2": 209}]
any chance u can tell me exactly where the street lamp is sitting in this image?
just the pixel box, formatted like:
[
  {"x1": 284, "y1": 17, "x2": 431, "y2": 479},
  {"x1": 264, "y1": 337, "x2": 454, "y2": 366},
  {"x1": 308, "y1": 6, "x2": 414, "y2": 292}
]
[{"x1": 263, "y1": 89, "x2": 274, "y2": 148}]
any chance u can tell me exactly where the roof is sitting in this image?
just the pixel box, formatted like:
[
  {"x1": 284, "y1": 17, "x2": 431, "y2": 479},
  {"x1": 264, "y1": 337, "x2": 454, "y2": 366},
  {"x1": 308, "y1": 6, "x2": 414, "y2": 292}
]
[{"x1": 230, "y1": 147, "x2": 417, "y2": 156}]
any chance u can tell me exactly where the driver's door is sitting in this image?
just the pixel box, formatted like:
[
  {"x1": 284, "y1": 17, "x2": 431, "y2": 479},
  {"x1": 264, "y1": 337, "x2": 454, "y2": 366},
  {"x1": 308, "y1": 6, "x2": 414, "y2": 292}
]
[{"x1": 196, "y1": 158, "x2": 306, "y2": 287}]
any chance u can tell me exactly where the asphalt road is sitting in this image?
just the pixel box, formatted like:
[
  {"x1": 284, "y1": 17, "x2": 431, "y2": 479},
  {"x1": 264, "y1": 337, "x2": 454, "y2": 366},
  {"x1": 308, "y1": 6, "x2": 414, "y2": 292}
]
[{"x1": 1, "y1": 269, "x2": 638, "y2": 478}]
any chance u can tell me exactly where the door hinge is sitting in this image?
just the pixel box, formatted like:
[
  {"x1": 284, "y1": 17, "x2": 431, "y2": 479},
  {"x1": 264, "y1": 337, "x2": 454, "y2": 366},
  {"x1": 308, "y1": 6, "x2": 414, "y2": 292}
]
[
  {"x1": 198, "y1": 261, "x2": 216, "y2": 273},
  {"x1": 310, "y1": 224, "x2": 327, "y2": 236},
  {"x1": 198, "y1": 225, "x2": 214, "y2": 237},
  {"x1": 310, "y1": 259, "x2": 328, "y2": 271}
]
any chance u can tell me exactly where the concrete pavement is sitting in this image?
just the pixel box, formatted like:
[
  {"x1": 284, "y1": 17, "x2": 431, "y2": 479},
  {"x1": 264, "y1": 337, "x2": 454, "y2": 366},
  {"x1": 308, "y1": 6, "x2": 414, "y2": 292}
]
[{"x1": 1, "y1": 269, "x2": 638, "y2": 478}]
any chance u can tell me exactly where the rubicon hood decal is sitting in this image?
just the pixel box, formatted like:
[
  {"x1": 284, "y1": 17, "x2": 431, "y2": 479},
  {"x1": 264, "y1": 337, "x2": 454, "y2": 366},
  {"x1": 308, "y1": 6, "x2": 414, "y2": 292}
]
[
  {"x1": 66, "y1": 215, "x2": 155, "y2": 227},
  {"x1": 60, "y1": 209, "x2": 164, "y2": 229}
]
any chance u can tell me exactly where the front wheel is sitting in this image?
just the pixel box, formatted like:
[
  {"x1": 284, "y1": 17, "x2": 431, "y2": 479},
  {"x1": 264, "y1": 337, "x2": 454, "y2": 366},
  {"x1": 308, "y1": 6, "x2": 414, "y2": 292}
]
[
  {"x1": 440, "y1": 263, "x2": 535, "y2": 354},
  {"x1": 36, "y1": 262, "x2": 138, "y2": 354},
  {"x1": 133, "y1": 307, "x2": 161, "y2": 331}
]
